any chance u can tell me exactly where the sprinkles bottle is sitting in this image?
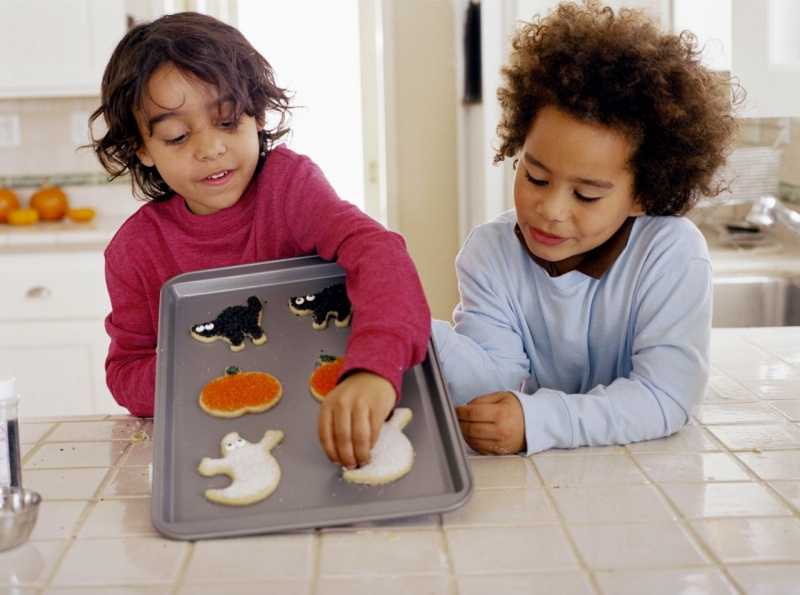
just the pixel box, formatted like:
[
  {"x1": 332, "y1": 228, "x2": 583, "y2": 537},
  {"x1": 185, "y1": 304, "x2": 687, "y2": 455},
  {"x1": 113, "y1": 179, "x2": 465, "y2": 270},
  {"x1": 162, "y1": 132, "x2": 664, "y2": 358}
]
[{"x1": 0, "y1": 377, "x2": 21, "y2": 488}]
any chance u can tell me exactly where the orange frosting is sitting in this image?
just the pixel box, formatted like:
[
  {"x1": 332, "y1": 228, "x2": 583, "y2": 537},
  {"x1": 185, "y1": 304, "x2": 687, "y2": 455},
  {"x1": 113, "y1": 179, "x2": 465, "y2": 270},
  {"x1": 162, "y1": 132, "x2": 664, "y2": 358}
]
[
  {"x1": 200, "y1": 366, "x2": 283, "y2": 418},
  {"x1": 309, "y1": 355, "x2": 345, "y2": 401}
]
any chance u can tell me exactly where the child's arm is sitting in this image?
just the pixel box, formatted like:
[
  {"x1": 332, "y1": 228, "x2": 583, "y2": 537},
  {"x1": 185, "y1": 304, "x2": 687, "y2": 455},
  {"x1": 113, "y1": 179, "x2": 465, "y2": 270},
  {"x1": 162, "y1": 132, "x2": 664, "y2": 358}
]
[{"x1": 317, "y1": 371, "x2": 396, "y2": 468}]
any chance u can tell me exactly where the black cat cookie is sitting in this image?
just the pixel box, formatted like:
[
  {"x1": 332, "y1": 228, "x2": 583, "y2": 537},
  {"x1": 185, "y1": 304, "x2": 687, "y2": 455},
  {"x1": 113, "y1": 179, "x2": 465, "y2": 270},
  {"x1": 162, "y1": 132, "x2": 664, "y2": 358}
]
[
  {"x1": 288, "y1": 283, "x2": 352, "y2": 330},
  {"x1": 191, "y1": 296, "x2": 267, "y2": 351}
]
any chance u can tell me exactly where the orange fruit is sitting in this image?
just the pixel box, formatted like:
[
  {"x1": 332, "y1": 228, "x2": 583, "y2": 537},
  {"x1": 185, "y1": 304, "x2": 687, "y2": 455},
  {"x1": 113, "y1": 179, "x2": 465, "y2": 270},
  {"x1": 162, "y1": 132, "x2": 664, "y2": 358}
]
[
  {"x1": 30, "y1": 186, "x2": 69, "y2": 221},
  {"x1": 309, "y1": 355, "x2": 345, "y2": 401},
  {"x1": 66, "y1": 207, "x2": 96, "y2": 223},
  {"x1": 199, "y1": 366, "x2": 283, "y2": 418},
  {"x1": 7, "y1": 208, "x2": 39, "y2": 226},
  {"x1": 0, "y1": 188, "x2": 20, "y2": 223}
]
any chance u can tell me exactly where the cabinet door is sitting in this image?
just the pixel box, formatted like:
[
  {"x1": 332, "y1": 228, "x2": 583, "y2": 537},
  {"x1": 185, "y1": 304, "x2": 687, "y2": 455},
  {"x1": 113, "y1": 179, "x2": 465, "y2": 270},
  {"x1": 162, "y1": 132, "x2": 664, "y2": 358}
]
[
  {"x1": 0, "y1": 320, "x2": 126, "y2": 418},
  {"x1": 0, "y1": 0, "x2": 126, "y2": 98}
]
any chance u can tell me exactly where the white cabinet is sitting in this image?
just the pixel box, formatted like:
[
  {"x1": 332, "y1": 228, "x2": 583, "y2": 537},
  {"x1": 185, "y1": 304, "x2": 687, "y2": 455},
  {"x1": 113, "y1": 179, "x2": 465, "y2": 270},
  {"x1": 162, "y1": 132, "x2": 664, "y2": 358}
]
[
  {"x1": 0, "y1": 0, "x2": 126, "y2": 98},
  {"x1": 0, "y1": 244, "x2": 126, "y2": 418}
]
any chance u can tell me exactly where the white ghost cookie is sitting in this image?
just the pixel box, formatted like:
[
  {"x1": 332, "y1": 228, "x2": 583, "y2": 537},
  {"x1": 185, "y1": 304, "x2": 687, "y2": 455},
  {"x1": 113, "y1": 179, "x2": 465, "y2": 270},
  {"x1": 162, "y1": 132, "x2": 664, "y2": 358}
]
[
  {"x1": 343, "y1": 408, "x2": 414, "y2": 485},
  {"x1": 198, "y1": 430, "x2": 284, "y2": 506}
]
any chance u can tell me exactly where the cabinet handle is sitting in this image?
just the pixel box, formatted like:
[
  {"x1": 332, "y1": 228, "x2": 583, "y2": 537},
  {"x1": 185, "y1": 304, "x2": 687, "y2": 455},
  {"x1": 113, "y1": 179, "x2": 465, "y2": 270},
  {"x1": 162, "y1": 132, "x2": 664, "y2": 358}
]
[{"x1": 25, "y1": 286, "x2": 52, "y2": 300}]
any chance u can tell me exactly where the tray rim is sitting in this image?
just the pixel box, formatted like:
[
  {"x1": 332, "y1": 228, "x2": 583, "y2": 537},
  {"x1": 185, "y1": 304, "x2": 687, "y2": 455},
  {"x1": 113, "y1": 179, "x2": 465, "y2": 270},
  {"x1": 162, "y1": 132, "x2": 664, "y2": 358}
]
[{"x1": 151, "y1": 255, "x2": 474, "y2": 540}]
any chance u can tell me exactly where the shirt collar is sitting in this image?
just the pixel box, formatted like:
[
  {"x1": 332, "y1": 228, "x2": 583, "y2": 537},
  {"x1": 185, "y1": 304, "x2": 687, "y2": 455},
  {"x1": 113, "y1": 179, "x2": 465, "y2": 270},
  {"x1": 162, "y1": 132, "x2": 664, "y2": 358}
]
[{"x1": 514, "y1": 217, "x2": 635, "y2": 279}]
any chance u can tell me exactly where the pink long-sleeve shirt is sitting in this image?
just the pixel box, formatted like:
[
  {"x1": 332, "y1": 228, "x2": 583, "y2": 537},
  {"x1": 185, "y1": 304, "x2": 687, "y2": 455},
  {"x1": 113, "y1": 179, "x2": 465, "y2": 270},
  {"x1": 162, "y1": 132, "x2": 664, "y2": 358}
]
[{"x1": 104, "y1": 145, "x2": 430, "y2": 416}]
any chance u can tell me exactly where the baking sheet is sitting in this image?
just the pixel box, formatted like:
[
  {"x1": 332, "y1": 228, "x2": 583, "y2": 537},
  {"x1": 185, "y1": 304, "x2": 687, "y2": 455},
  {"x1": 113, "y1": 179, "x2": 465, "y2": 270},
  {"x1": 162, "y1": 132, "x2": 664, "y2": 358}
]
[{"x1": 151, "y1": 255, "x2": 473, "y2": 540}]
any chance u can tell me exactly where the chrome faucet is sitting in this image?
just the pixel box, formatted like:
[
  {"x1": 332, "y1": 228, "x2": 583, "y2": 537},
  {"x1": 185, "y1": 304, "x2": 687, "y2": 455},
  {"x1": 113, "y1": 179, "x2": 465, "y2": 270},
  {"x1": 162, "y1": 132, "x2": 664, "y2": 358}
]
[{"x1": 745, "y1": 195, "x2": 800, "y2": 235}]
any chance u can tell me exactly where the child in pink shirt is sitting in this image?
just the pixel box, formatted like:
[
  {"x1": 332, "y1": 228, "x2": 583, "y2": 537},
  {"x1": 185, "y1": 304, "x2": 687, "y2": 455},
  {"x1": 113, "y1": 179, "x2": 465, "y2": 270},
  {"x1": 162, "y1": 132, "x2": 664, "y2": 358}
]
[{"x1": 89, "y1": 12, "x2": 430, "y2": 470}]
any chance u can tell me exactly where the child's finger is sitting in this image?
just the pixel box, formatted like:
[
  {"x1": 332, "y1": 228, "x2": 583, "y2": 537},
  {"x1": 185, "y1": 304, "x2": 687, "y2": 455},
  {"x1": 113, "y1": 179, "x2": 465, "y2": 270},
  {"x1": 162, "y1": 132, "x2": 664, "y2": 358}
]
[
  {"x1": 455, "y1": 403, "x2": 498, "y2": 423},
  {"x1": 351, "y1": 407, "x2": 373, "y2": 466},
  {"x1": 317, "y1": 405, "x2": 340, "y2": 465}
]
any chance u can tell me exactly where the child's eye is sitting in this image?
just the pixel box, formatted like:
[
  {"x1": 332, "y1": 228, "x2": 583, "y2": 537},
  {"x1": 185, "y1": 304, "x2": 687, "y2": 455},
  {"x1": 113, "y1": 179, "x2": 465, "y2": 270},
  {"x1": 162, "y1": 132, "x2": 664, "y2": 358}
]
[
  {"x1": 575, "y1": 194, "x2": 599, "y2": 203},
  {"x1": 525, "y1": 171, "x2": 547, "y2": 186},
  {"x1": 164, "y1": 134, "x2": 187, "y2": 146}
]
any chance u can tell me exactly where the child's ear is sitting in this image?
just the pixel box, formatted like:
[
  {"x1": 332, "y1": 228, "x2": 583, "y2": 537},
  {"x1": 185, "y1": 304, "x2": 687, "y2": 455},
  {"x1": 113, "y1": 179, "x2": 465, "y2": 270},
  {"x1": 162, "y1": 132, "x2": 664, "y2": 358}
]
[
  {"x1": 137, "y1": 146, "x2": 155, "y2": 168},
  {"x1": 630, "y1": 197, "x2": 646, "y2": 217}
]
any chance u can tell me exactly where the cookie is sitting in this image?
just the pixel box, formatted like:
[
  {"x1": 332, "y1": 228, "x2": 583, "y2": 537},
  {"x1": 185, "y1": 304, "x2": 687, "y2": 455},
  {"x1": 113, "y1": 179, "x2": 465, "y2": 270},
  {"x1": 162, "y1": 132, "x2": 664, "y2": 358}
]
[
  {"x1": 288, "y1": 284, "x2": 352, "y2": 329},
  {"x1": 199, "y1": 366, "x2": 283, "y2": 418},
  {"x1": 191, "y1": 295, "x2": 267, "y2": 351},
  {"x1": 342, "y1": 408, "x2": 414, "y2": 485},
  {"x1": 309, "y1": 354, "x2": 345, "y2": 401},
  {"x1": 197, "y1": 430, "x2": 284, "y2": 506}
]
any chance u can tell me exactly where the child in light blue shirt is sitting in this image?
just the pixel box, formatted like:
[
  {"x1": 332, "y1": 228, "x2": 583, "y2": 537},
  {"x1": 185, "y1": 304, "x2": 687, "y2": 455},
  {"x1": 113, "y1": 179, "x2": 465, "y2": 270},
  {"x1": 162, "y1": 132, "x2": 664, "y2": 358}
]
[{"x1": 433, "y1": 0, "x2": 740, "y2": 455}]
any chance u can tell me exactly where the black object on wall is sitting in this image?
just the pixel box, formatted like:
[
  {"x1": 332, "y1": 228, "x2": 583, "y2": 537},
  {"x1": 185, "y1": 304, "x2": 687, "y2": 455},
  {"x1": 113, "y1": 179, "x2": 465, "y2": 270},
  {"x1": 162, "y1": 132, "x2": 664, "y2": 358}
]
[{"x1": 464, "y1": 1, "x2": 482, "y2": 104}]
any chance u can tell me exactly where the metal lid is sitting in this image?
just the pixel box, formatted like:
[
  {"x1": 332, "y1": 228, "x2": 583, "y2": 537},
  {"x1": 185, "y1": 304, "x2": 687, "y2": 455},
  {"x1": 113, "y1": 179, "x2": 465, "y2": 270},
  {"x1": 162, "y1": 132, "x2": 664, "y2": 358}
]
[{"x1": 0, "y1": 377, "x2": 16, "y2": 401}]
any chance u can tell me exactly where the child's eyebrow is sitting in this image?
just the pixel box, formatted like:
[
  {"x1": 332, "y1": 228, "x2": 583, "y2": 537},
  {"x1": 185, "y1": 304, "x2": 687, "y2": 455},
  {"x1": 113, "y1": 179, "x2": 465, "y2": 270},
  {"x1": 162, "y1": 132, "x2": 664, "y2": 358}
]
[
  {"x1": 146, "y1": 96, "x2": 237, "y2": 130},
  {"x1": 523, "y1": 152, "x2": 615, "y2": 190}
]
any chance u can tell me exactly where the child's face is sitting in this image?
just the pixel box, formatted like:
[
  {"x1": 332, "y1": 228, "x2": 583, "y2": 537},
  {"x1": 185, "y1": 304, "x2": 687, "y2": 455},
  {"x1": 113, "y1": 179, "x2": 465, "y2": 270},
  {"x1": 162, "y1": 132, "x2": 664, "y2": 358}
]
[
  {"x1": 514, "y1": 105, "x2": 644, "y2": 263},
  {"x1": 135, "y1": 64, "x2": 261, "y2": 215}
]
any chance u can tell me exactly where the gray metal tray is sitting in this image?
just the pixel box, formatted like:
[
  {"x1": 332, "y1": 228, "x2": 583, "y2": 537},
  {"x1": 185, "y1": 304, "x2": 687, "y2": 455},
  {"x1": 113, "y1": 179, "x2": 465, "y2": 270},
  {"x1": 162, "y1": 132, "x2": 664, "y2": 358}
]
[{"x1": 151, "y1": 255, "x2": 473, "y2": 540}]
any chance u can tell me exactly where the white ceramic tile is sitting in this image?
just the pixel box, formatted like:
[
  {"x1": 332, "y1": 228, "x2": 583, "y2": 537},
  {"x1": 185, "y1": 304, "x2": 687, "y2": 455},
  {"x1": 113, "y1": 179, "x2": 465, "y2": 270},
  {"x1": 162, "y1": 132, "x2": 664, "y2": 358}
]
[
  {"x1": 624, "y1": 426, "x2": 721, "y2": 454},
  {"x1": 445, "y1": 526, "x2": 577, "y2": 574},
  {"x1": 102, "y1": 465, "x2": 152, "y2": 497},
  {"x1": 29, "y1": 500, "x2": 88, "y2": 540},
  {"x1": 736, "y1": 450, "x2": 800, "y2": 480},
  {"x1": 78, "y1": 498, "x2": 158, "y2": 538},
  {"x1": 707, "y1": 423, "x2": 800, "y2": 451},
  {"x1": 711, "y1": 348, "x2": 778, "y2": 366},
  {"x1": 45, "y1": 587, "x2": 172, "y2": 594},
  {"x1": 183, "y1": 534, "x2": 314, "y2": 582},
  {"x1": 727, "y1": 563, "x2": 800, "y2": 595},
  {"x1": 772, "y1": 348, "x2": 800, "y2": 366},
  {"x1": 49, "y1": 537, "x2": 188, "y2": 586},
  {"x1": 691, "y1": 517, "x2": 800, "y2": 563},
  {"x1": 549, "y1": 484, "x2": 674, "y2": 524},
  {"x1": 19, "y1": 422, "x2": 55, "y2": 444},
  {"x1": 178, "y1": 584, "x2": 308, "y2": 595},
  {"x1": 468, "y1": 456, "x2": 540, "y2": 489},
  {"x1": 693, "y1": 402, "x2": 784, "y2": 425},
  {"x1": 315, "y1": 576, "x2": 451, "y2": 595},
  {"x1": 318, "y1": 530, "x2": 446, "y2": 577},
  {"x1": 47, "y1": 419, "x2": 142, "y2": 442},
  {"x1": 533, "y1": 453, "x2": 645, "y2": 486},
  {"x1": 457, "y1": 572, "x2": 593, "y2": 595},
  {"x1": 715, "y1": 361, "x2": 800, "y2": 382},
  {"x1": 594, "y1": 567, "x2": 736, "y2": 595},
  {"x1": 661, "y1": 482, "x2": 793, "y2": 519},
  {"x1": 709, "y1": 331, "x2": 753, "y2": 352},
  {"x1": 633, "y1": 452, "x2": 752, "y2": 482},
  {"x1": 768, "y1": 399, "x2": 800, "y2": 421},
  {"x1": 704, "y1": 375, "x2": 759, "y2": 403},
  {"x1": 740, "y1": 379, "x2": 800, "y2": 400},
  {"x1": 770, "y1": 481, "x2": 800, "y2": 510},
  {"x1": 568, "y1": 522, "x2": 708, "y2": 569},
  {"x1": 26, "y1": 441, "x2": 128, "y2": 469},
  {"x1": 443, "y1": 487, "x2": 554, "y2": 527},
  {"x1": 0, "y1": 540, "x2": 69, "y2": 588},
  {"x1": 122, "y1": 440, "x2": 153, "y2": 467},
  {"x1": 23, "y1": 468, "x2": 110, "y2": 500}
]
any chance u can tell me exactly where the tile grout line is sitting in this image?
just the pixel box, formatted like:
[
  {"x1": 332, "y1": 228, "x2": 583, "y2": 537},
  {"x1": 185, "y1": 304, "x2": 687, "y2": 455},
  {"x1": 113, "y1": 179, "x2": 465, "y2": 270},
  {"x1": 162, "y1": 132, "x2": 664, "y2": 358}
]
[
  {"x1": 524, "y1": 456, "x2": 602, "y2": 594},
  {"x1": 621, "y1": 444, "x2": 748, "y2": 594}
]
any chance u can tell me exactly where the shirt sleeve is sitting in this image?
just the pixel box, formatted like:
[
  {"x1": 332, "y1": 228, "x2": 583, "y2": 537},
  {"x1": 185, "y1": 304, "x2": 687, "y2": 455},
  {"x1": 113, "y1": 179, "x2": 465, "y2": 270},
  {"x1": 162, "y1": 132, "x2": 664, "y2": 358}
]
[
  {"x1": 103, "y1": 253, "x2": 158, "y2": 417},
  {"x1": 274, "y1": 157, "x2": 431, "y2": 400},
  {"x1": 518, "y1": 258, "x2": 712, "y2": 454}
]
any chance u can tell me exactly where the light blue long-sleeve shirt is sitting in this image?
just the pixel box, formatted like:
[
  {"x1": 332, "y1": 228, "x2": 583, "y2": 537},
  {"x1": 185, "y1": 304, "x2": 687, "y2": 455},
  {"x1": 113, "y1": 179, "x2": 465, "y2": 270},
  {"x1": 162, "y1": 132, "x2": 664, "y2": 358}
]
[{"x1": 432, "y1": 210, "x2": 712, "y2": 455}]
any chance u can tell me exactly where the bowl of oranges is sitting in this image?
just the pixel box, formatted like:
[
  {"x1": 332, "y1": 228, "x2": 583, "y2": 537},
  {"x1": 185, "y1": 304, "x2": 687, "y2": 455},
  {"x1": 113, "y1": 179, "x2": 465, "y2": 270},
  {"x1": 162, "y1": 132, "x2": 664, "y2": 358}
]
[{"x1": 0, "y1": 185, "x2": 95, "y2": 226}]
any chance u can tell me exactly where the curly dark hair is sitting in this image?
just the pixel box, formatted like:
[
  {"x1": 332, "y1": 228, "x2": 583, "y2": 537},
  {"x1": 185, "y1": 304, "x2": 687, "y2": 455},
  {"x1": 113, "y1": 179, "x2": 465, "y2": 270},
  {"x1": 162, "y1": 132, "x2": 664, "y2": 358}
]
[
  {"x1": 495, "y1": 0, "x2": 741, "y2": 216},
  {"x1": 89, "y1": 11, "x2": 292, "y2": 202}
]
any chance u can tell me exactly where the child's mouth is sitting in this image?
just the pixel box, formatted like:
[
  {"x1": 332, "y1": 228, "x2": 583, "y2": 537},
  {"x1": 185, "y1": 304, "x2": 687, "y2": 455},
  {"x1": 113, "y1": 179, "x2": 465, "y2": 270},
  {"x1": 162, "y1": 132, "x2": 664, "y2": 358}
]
[
  {"x1": 530, "y1": 226, "x2": 567, "y2": 247},
  {"x1": 204, "y1": 170, "x2": 231, "y2": 182}
]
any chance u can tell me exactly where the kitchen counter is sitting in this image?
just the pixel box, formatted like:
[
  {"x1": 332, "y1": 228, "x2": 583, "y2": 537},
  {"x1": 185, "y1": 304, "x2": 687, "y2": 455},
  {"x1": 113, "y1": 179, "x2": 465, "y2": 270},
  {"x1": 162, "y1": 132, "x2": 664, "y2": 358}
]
[{"x1": 3, "y1": 326, "x2": 800, "y2": 594}]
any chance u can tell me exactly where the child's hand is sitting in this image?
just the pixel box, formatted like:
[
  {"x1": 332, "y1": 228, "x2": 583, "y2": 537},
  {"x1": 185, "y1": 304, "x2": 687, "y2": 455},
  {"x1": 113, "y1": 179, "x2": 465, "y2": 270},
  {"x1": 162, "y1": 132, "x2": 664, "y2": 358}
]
[
  {"x1": 455, "y1": 392, "x2": 526, "y2": 455},
  {"x1": 318, "y1": 371, "x2": 396, "y2": 469}
]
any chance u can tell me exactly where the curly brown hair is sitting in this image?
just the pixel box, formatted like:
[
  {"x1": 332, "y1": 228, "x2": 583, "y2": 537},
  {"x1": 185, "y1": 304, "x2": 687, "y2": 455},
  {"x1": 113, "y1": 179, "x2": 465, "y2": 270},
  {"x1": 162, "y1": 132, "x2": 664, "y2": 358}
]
[
  {"x1": 495, "y1": 0, "x2": 741, "y2": 216},
  {"x1": 89, "y1": 12, "x2": 292, "y2": 202}
]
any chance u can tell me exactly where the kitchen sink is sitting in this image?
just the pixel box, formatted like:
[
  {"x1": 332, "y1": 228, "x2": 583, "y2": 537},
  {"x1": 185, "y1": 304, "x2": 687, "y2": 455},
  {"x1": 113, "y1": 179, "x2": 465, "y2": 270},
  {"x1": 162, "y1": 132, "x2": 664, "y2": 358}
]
[{"x1": 713, "y1": 274, "x2": 800, "y2": 327}]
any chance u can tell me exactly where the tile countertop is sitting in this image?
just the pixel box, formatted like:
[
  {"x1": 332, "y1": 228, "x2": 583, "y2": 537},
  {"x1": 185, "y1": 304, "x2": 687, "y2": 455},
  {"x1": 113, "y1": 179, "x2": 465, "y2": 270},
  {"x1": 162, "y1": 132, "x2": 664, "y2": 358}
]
[{"x1": 3, "y1": 330, "x2": 800, "y2": 594}]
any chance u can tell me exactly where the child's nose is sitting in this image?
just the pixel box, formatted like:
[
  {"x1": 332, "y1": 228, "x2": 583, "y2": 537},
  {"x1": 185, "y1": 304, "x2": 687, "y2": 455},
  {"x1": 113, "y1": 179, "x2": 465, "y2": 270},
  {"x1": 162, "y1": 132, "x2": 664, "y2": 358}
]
[
  {"x1": 195, "y1": 131, "x2": 226, "y2": 160},
  {"x1": 537, "y1": 189, "x2": 568, "y2": 221}
]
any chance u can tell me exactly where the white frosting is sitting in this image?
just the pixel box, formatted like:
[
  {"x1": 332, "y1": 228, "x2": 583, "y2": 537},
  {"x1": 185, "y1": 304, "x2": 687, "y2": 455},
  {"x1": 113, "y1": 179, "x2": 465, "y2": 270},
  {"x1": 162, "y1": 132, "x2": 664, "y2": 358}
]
[{"x1": 343, "y1": 408, "x2": 414, "y2": 485}]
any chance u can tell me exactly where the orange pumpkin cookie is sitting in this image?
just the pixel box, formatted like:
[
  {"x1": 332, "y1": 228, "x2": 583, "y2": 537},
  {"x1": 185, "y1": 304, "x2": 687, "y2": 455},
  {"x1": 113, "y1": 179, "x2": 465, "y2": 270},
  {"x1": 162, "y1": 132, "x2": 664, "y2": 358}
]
[
  {"x1": 309, "y1": 355, "x2": 345, "y2": 401},
  {"x1": 200, "y1": 366, "x2": 283, "y2": 418}
]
